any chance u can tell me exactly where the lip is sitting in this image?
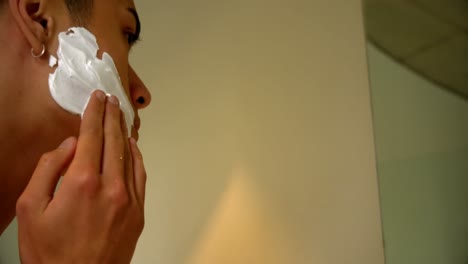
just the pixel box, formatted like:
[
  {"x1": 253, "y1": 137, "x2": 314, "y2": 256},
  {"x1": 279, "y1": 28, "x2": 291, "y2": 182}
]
[
  {"x1": 134, "y1": 116, "x2": 141, "y2": 131},
  {"x1": 132, "y1": 116, "x2": 141, "y2": 141}
]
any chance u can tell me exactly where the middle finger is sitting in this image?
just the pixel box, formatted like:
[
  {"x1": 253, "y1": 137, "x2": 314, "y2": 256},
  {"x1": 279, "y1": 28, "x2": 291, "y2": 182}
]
[{"x1": 102, "y1": 95, "x2": 126, "y2": 183}]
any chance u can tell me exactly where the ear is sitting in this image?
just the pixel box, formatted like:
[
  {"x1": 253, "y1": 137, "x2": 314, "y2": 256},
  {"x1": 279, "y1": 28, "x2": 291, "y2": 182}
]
[{"x1": 9, "y1": 0, "x2": 52, "y2": 56}]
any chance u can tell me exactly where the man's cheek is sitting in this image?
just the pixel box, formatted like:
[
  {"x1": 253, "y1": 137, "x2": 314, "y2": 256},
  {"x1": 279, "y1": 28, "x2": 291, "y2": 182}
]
[{"x1": 48, "y1": 27, "x2": 135, "y2": 136}]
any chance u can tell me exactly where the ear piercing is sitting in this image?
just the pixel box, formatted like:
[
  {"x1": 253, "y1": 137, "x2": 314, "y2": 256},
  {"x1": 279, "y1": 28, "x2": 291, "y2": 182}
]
[{"x1": 31, "y1": 44, "x2": 46, "y2": 58}]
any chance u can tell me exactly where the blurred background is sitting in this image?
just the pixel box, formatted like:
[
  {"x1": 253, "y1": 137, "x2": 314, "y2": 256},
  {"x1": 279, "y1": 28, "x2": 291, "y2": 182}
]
[{"x1": 364, "y1": 0, "x2": 468, "y2": 263}]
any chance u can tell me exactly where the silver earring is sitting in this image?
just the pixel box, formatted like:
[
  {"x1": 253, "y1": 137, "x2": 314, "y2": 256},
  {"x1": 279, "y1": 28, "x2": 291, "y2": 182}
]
[{"x1": 31, "y1": 44, "x2": 45, "y2": 58}]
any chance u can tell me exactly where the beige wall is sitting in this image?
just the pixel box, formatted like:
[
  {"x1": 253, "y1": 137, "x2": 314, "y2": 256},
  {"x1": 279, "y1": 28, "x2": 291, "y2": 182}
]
[{"x1": 131, "y1": 1, "x2": 384, "y2": 263}]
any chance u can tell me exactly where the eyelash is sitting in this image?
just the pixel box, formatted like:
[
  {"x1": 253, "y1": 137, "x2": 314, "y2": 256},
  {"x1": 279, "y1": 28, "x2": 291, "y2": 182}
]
[{"x1": 125, "y1": 31, "x2": 139, "y2": 45}]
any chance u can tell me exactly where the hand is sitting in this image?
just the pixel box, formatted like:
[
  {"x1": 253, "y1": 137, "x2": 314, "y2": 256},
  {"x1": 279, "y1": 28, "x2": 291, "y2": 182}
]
[{"x1": 16, "y1": 90, "x2": 146, "y2": 264}]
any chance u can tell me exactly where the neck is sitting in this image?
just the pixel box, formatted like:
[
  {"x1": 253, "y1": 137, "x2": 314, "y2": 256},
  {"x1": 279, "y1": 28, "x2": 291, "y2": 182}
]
[
  {"x1": 0, "y1": 15, "x2": 28, "y2": 232},
  {"x1": 0, "y1": 14, "x2": 80, "y2": 234},
  {"x1": 0, "y1": 59, "x2": 48, "y2": 233}
]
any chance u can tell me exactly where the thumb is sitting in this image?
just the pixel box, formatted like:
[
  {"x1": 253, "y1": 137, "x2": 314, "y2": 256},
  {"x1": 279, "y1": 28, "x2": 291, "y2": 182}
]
[{"x1": 19, "y1": 137, "x2": 77, "y2": 214}]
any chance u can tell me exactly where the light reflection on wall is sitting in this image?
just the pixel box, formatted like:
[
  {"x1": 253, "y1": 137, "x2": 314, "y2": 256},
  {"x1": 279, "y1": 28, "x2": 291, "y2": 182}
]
[{"x1": 186, "y1": 166, "x2": 301, "y2": 264}]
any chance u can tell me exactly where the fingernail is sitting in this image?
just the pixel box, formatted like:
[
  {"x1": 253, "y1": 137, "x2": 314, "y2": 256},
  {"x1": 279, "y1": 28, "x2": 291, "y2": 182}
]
[
  {"x1": 108, "y1": 95, "x2": 119, "y2": 105},
  {"x1": 130, "y1": 137, "x2": 141, "y2": 151},
  {"x1": 130, "y1": 137, "x2": 137, "y2": 146},
  {"x1": 59, "y1": 137, "x2": 74, "y2": 149},
  {"x1": 95, "y1": 90, "x2": 106, "y2": 102},
  {"x1": 130, "y1": 137, "x2": 143, "y2": 159}
]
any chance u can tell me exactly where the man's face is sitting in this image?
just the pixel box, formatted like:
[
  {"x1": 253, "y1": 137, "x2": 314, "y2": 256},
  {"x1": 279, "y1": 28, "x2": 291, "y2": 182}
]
[{"x1": 51, "y1": 0, "x2": 151, "y2": 140}]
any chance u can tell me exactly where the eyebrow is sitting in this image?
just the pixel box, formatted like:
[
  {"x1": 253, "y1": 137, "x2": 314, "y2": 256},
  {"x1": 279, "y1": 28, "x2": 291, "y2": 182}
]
[{"x1": 127, "y1": 7, "x2": 141, "y2": 43}]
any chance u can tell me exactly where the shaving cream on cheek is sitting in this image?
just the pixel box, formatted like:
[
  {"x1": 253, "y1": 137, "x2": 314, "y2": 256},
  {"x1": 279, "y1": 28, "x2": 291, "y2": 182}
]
[{"x1": 48, "y1": 27, "x2": 135, "y2": 135}]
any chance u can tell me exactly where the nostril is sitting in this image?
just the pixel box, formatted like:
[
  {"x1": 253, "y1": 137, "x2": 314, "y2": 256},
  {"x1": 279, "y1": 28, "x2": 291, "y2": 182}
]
[{"x1": 136, "y1": 96, "x2": 145, "y2": 105}]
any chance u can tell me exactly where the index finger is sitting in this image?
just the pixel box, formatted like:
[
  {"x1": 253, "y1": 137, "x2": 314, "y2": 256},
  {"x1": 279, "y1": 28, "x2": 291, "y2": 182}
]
[{"x1": 69, "y1": 90, "x2": 107, "y2": 173}]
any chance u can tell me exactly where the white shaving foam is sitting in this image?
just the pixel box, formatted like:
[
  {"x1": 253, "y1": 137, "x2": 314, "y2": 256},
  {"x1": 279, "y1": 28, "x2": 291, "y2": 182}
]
[{"x1": 49, "y1": 27, "x2": 134, "y2": 135}]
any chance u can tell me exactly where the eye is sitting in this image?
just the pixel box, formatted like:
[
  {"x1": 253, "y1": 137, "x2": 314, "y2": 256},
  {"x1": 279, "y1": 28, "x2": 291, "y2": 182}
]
[{"x1": 125, "y1": 31, "x2": 139, "y2": 46}]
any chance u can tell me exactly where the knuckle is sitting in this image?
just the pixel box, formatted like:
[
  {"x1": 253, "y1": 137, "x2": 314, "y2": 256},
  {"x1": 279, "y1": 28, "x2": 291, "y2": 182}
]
[
  {"x1": 83, "y1": 126, "x2": 102, "y2": 138},
  {"x1": 135, "y1": 151, "x2": 143, "y2": 161},
  {"x1": 105, "y1": 132, "x2": 122, "y2": 145},
  {"x1": 16, "y1": 195, "x2": 32, "y2": 216},
  {"x1": 107, "y1": 181, "x2": 129, "y2": 209},
  {"x1": 38, "y1": 152, "x2": 56, "y2": 167},
  {"x1": 74, "y1": 169, "x2": 100, "y2": 193}
]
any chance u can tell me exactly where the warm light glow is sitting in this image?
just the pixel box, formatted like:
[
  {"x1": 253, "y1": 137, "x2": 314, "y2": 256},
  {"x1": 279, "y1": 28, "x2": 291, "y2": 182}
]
[{"x1": 185, "y1": 166, "x2": 301, "y2": 264}]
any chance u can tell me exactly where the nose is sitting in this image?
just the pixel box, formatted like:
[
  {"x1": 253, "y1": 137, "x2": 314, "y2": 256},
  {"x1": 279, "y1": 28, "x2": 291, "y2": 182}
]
[{"x1": 129, "y1": 65, "x2": 152, "y2": 109}]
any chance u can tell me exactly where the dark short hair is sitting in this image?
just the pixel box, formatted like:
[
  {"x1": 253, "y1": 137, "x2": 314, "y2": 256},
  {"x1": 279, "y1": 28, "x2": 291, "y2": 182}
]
[
  {"x1": 65, "y1": 0, "x2": 93, "y2": 25},
  {"x1": 0, "y1": 0, "x2": 94, "y2": 26},
  {"x1": 0, "y1": 0, "x2": 93, "y2": 24}
]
